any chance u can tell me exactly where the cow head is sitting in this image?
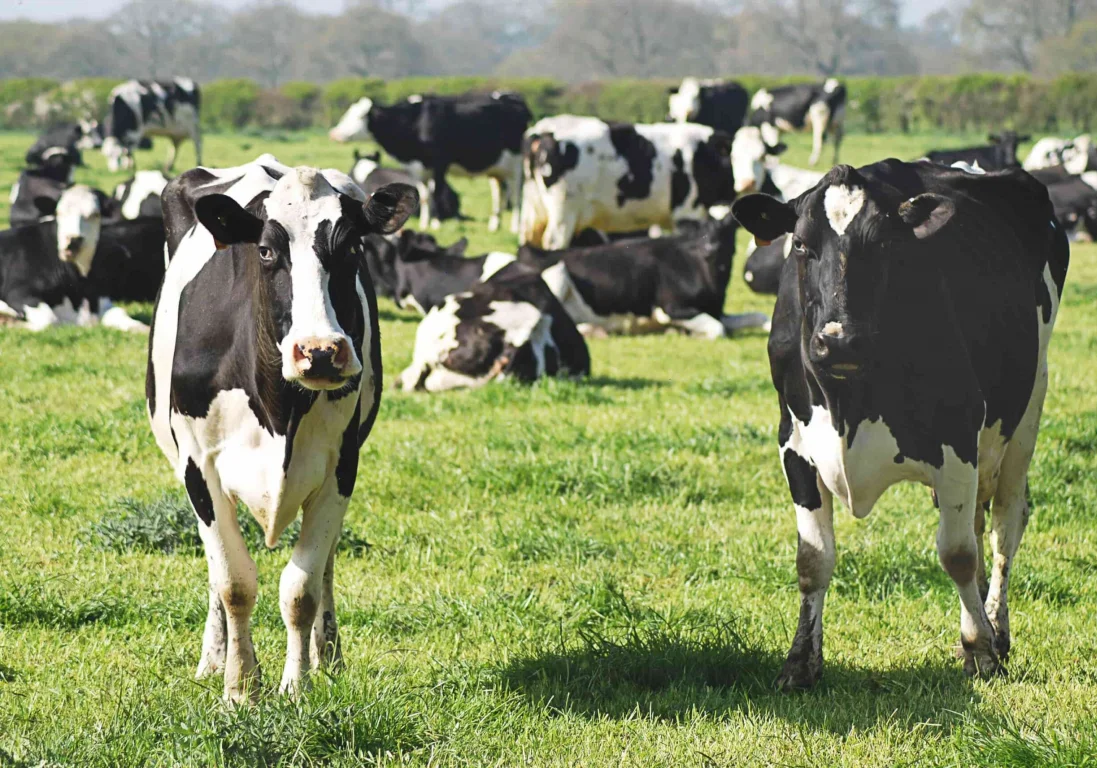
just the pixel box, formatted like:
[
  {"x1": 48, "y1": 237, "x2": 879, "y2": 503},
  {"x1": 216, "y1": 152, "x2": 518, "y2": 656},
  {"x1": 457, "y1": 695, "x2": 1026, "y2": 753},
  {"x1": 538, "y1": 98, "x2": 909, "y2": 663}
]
[
  {"x1": 329, "y1": 98, "x2": 374, "y2": 143},
  {"x1": 732, "y1": 164, "x2": 955, "y2": 380},
  {"x1": 101, "y1": 136, "x2": 134, "y2": 173},
  {"x1": 35, "y1": 146, "x2": 82, "y2": 183},
  {"x1": 667, "y1": 77, "x2": 701, "y2": 123},
  {"x1": 731, "y1": 127, "x2": 786, "y2": 195},
  {"x1": 76, "y1": 119, "x2": 104, "y2": 150},
  {"x1": 194, "y1": 169, "x2": 417, "y2": 389},
  {"x1": 53, "y1": 186, "x2": 117, "y2": 276},
  {"x1": 349, "y1": 150, "x2": 381, "y2": 184}
]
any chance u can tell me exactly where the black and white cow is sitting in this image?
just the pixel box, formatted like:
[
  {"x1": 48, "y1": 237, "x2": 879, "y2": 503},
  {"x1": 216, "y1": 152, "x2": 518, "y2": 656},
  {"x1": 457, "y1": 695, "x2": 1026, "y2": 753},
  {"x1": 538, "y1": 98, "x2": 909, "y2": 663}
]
[
  {"x1": 102, "y1": 78, "x2": 202, "y2": 172},
  {"x1": 742, "y1": 234, "x2": 790, "y2": 295},
  {"x1": 395, "y1": 261, "x2": 590, "y2": 392},
  {"x1": 1044, "y1": 174, "x2": 1097, "y2": 241},
  {"x1": 748, "y1": 80, "x2": 847, "y2": 167},
  {"x1": 113, "y1": 170, "x2": 171, "y2": 220},
  {"x1": 520, "y1": 115, "x2": 778, "y2": 249},
  {"x1": 517, "y1": 212, "x2": 767, "y2": 338},
  {"x1": 348, "y1": 150, "x2": 461, "y2": 224},
  {"x1": 330, "y1": 91, "x2": 530, "y2": 232},
  {"x1": 25, "y1": 123, "x2": 88, "y2": 170},
  {"x1": 147, "y1": 156, "x2": 416, "y2": 703},
  {"x1": 923, "y1": 132, "x2": 1030, "y2": 171},
  {"x1": 731, "y1": 159, "x2": 1068, "y2": 688},
  {"x1": 667, "y1": 78, "x2": 749, "y2": 137},
  {"x1": 1023, "y1": 135, "x2": 1097, "y2": 175}
]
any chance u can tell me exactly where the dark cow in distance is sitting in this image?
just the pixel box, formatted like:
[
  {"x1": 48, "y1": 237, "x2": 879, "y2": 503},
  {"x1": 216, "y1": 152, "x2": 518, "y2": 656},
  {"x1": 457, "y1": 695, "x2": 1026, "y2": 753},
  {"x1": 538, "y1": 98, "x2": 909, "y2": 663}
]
[
  {"x1": 1023, "y1": 135, "x2": 1097, "y2": 175},
  {"x1": 330, "y1": 91, "x2": 530, "y2": 232},
  {"x1": 732, "y1": 159, "x2": 1067, "y2": 688},
  {"x1": 348, "y1": 150, "x2": 462, "y2": 224},
  {"x1": 25, "y1": 124, "x2": 87, "y2": 171},
  {"x1": 742, "y1": 234, "x2": 791, "y2": 295},
  {"x1": 102, "y1": 78, "x2": 202, "y2": 172},
  {"x1": 922, "y1": 132, "x2": 1030, "y2": 171},
  {"x1": 667, "y1": 78, "x2": 749, "y2": 137},
  {"x1": 1042, "y1": 174, "x2": 1097, "y2": 241},
  {"x1": 748, "y1": 80, "x2": 847, "y2": 166},
  {"x1": 395, "y1": 261, "x2": 590, "y2": 392}
]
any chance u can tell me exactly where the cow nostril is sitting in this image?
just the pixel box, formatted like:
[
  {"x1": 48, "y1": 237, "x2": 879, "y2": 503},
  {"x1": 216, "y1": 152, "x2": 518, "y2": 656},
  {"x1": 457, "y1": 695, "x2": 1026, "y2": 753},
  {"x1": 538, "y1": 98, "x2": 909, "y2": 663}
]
[
  {"x1": 333, "y1": 339, "x2": 350, "y2": 367},
  {"x1": 811, "y1": 333, "x2": 830, "y2": 359}
]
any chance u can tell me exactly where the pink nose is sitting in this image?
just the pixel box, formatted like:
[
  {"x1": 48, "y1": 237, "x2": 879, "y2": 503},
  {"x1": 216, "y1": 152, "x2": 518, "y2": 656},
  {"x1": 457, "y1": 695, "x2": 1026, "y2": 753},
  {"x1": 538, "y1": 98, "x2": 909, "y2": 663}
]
[{"x1": 292, "y1": 337, "x2": 351, "y2": 379}]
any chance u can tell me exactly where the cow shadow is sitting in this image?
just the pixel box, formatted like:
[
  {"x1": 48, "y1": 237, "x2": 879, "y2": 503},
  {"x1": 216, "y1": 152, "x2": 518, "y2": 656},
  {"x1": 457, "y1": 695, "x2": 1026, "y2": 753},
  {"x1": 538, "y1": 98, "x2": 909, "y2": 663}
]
[
  {"x1": 583, "y1": 376, "x2": 667, "y2": 391},
  {"x1": 495, "y1": 629, "x2": 977, "y2": 734}
]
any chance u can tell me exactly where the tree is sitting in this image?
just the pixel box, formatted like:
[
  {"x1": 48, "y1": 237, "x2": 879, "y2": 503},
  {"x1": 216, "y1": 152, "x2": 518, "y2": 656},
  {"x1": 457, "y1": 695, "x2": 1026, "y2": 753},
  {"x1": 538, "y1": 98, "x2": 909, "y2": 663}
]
[
  {"x1": 1037, "y1": 14, "x2": 1097, "y2": 73},
  {"x1": 962, "y1": 0, "x2": 1097, "y2": 72}
]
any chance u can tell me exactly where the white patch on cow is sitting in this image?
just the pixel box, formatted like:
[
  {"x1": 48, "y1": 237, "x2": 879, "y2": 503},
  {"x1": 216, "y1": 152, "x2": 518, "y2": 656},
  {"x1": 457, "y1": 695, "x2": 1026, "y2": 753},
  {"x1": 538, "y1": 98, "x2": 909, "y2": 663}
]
[
  {"x1": 951, "y1": 160, "x2": 985, "y2": 175},
  {"x1": 821, "y1": 321, "x2": 843, "y2": 337},
  {"x1": 480, "y1": 252, "x2": 516, "y2": 281},
  {"x1": 115, "y1": 170, "x2": 169, "y2": 220},
  {"x1": 401, "y1": 293, "x2": 426, "y2": 316},
  {"x1": 9, "y1": 180, "x2": 19, "y2": 205},
  {"x1": 751, "y1": 89, "x2": 774, "y2": 112},
  {"x1": 823, "y1": 78, "x2": 840, "y2": 94},
  {"x1": 731, "y1": 126, "x2": 770, "y2": 194},
  {"x1": 760, "y1": 122, "x2": 782, "y2": 148},
  {"x1": 806, "y1": 102, "x2": 832, "y2": 166},
  {"x1": 708, "y1": 204, "x2": 732, "y2": 220},
  {"x1": 823, "y1": 185, "x2": 865, "y2": 236},
  {"x1": 54, "y1": 185, "x2": 102, "y2": 276},
  {"x1": 1080, "y1": 171, "x2": 1097, "y2": 191},
  {"x1": 175, "y1": 77, "x2": 196, "y2": 92},
  {"x1": 764, "y1": 157, "x2": 825, "y2": 200},
  {"x1": 484, "y1": 300, "x2": 546, "y2": 349},
  {"x1": 329, "y1": 98, "x2": 373, "y2": 143},
  {"x1": 407, "y1": 94, "x2": 423, "y2": 104},
  {"x1": 349, "y1": 156, "x2": 379, "y2": 186},
  {"x1": 100, "y1": 304, "x2": 149, "y2": 333},
  {"x1": 783, "y1": 234, "x2": 794, "y2": 258},
  {"x1": 668, "y1": 77, "x2": 701, "y2": 123},
  {"x1": 0, "y1": 300, "x2": 18, "y2": 318}
]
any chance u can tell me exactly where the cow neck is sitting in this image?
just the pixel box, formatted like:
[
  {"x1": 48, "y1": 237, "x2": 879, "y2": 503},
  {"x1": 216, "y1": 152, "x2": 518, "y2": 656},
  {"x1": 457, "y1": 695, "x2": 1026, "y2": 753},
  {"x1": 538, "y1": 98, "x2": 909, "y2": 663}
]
[{"x1": 369, "y1": 110, "x2": 416, "y2": 164}]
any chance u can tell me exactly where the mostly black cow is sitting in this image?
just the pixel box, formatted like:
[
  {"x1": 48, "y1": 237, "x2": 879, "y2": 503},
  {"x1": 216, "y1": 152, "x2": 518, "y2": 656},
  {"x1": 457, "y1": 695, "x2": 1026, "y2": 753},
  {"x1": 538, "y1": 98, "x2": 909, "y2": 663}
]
[
  {"x1": 732, "y1": 159, "x2": 1067, "y2": 688},
  {"x1": 748, "y1": 80, "x2": 847, "y2": 166},
  {"x1": 330, "y1": 91, "x2": 530, "y2": 232},
  {"x1": 1043, "y1": 174, "x2": 1097, "y2": 240},
  {"x1": 667, "y1": 78, "x2": 749, "y2": 137},
  {"x1": 923, "y1": 132, "x2": 1030, "y2": 171},
  {"x1": 742, "y1": 234, "x2": 790, "y2": 295},
  {"x1": 102, "y1": 78, "x2": 202, "y2": 172},
  {"x1": 25, "y1": 123, "x2": 87, "y2": 171},
  {"x1": 395, "y1": 261, "x2": 590, "y2": 392}
]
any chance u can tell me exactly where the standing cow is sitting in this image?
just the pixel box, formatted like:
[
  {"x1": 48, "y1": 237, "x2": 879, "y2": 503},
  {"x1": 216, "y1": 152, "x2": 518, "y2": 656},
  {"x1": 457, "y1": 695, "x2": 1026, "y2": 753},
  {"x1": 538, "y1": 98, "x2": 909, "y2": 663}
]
[
  {"x1": 667, "y1": 78, "x2": 750, "y2": 137},
  {"x1": 732, "y1": 159, "x2": 1067, "y2": 688},
  {"x1": 102, "y1": 78, "x2": 202, "y2": 172},
  {"x1": 748, "y1": 80, "x2": 846, "y2": 167}
]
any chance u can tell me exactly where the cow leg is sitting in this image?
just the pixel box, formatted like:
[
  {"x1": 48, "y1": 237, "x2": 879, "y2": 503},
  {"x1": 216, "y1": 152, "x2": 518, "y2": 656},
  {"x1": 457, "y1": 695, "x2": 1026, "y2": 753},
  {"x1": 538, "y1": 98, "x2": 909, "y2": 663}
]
[
  {"x1": 808, "y1": 114, "x2": 827, "y2": 167},
  {"x1": 309, "y1": 535, "x2": 343, "y2": 673},
  {"x1": 508, "y1": 163, "x2": 523, "y2": 234},
  {"x1": 187, "y1": 465, "x2": 260, "y2": 703},
  {"x1": 193, "y1": 132, "x2": 203, "y2": 167},
  {"x1": 487, "y1": 176, "x2": 503, "y2": 232},
  {"x1": 830, "y1": 115, "x2": 844, "y2": 165},
  {"x1": 662, "y1": 310, "x2": 726, "y2": 339},
  {"x1": 935, "y1": 459, "x2": 1002, "y2": 678},
  {"x1": 99, "y1": 303, "x2": 150, "y2": 333},
  {"x1": 974, "y1": 503, "x2": 989, "y2": 601},
  {"x1": 544, "y1": 208, "x2": 579, "y2": 251},
  {"x1": 164, "y1": 139, "x2": 180, "y2": 173},
  {"x1": 279, "y1": 477, "x2": 347, "y2": 697},
  {"x1": 776, "y1": 440, "x2": 835, "y2": 690},
  {"x1": 196, "y1": 552, "x2": 227, "y2": 680}
]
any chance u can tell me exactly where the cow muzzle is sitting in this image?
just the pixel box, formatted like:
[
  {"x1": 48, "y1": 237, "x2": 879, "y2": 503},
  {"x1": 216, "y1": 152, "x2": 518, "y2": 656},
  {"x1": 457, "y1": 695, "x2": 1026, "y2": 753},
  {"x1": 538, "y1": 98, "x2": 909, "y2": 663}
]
[
  {"x1": 288, "y1": 336, "x2": 361, "y2": 388},
  {"x1": 62, "y1": 236, "x2": 85, "y2": 259},
  {"x1": 809, "y1": 322, "x2": 868, "y2": 379}
]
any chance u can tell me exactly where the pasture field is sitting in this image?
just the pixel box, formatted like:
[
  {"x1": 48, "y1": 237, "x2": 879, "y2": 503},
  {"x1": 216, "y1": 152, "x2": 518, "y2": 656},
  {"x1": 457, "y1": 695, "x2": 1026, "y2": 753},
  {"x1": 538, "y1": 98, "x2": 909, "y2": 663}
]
[{"x1": 1, "y1": 130, "x2": 1097, "y2": 766}]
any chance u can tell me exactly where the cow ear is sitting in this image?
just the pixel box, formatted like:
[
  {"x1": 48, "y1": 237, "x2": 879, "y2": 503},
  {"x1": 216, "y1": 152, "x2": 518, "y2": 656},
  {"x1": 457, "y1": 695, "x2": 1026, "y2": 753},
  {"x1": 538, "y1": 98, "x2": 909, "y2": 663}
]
[
  {"x1": 766, "y1": 141, "x2": 789, "y2": 157},
  {"x1": 732, "y1": 194, "x2": 797, "y2": 242},
  {"x1": 195, "y1": 194, "x2": 263, "y2": 245},
  {"x1": 33, "y1": 196, "x2": 58, "y2": 217},
  {"x1": 897, "y1": 193, "x2": 955, "y2": 240},
  {"x1": 362, "y1": 183, "x2": 419, "y2": 234},
  {"x1": 448, "y1": 236, "x2": 469, "y2": 255}
]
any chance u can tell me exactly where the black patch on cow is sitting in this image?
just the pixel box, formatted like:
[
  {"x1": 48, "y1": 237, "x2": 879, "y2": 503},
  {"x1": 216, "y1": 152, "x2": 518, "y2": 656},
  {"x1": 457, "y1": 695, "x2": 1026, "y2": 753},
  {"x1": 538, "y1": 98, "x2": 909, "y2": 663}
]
[
  {"x1": 356, "y1": 260, "x2": 384, "y2": 447},
  {"x1": 692, "y1": 131, "x2": 735, "y2": 208},
  {"x1": 262, "y1": 165, "x2": 284, "y2": 181},
  {"x1": 531, "y1": 133, "x2": 580, "y2": 188},
  {"x1": 783, "y1": 450, "x2": 822, "y2": 510},
  {"x1": 670, "y1": 150, "x2": 691, "y2": 210},
  {"x1": 609, "y1": 123, "x2": 656, "y2": 206},
  {"x1": 336, "y1": 399, "x2": 361, "y2": 498},
  {"x1": 184, "y1": 459, "x2": 215, "y2": 526}
]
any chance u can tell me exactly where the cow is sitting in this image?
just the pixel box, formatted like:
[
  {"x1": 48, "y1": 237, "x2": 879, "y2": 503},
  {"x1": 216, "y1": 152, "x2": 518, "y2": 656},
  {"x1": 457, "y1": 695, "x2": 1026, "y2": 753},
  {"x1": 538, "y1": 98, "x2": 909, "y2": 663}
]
[
  {"x1": 922, "y1": 132, "x2": 1030, "y2": 171},
  {"x1": 113, "y1": 170, "x2": 171, "y2": 220},
  {"x1": 348, "y1": 150, "x2": 461, "y2": 224},
  {"x1": 1023, "y1": 135, "x2": 1097, "y2": 175},
  {"x1": 146, "y1": 156, "x2": 416, "y2": 703},
  {"x1": 9, "y1": 142, "x2": 85, "y2": 226},
  {"x1": 395, "y1": 261, "x2": 590, "y2": 392},
  {"x1": 520, "y1": 115, "x2": 777, "y2": 250},
  {"x1": 516, "y1": 211, "x2": 767, "y2": 338},
  {"x1": 329, "y1": 91, "x2": 530, "y2": 232},
  {"x1": 742, "y1": 234, "x2": 791, "y2": 295},
  {"x1": 101, "y1": 78, "x2": 202, "y2": 172},
  {"x1": 25, "y1": 124, "x2": 87, "y2": 171},
  {"x1": 730, "y1": 158, "x2": 1068, "y2": 688},
  {"x1": 1044, "y1": 175, "x2": 1097, "y2": 241},
  {"x1": 667, "y1": 78, "x2": 749, "y2": 137},
  {"x1": 748, "y1": 80, "x2": 847, "y2": 167}
]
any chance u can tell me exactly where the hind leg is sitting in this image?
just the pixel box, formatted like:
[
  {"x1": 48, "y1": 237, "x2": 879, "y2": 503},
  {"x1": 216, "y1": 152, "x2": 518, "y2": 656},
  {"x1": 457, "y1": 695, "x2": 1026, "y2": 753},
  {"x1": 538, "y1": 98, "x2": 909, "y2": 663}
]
[{"x1": 487, "y1": 176, "x2": 503, "y2": 232}]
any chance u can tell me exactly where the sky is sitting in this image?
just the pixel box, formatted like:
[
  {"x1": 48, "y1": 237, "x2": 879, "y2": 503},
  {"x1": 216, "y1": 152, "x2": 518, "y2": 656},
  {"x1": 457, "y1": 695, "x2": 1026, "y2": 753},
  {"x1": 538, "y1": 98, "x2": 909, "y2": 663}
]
[{"x1": 3, "y1": 0, "x2": 954, "y2": 24}]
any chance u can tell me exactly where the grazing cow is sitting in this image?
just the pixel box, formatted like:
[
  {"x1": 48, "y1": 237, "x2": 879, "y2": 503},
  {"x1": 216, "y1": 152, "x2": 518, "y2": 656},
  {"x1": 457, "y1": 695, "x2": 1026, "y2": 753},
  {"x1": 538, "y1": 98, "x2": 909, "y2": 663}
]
[
  {"x1": 923, "y1": 132, "x2": 1030, "y2": 171},
  {"x1": 395, "y1": 261, "x2": 590, "y2": 392},
  {"x1": 348, "y1": 150, "x2": 461, "y2": 223},
  {"x1": 731, "y1": 159, "x2": 1068, "y2": 688},
  {"x1": 330, "y1": 91, "x2": 530, "y2": 232},
  {"x1": 101, "y1": 78, "x2": 202, "y2": 172},
  {"x1": 520, "y1": 115, "x2": 776, "y2": 249},
  {"x1": 147, "y1": 157, "x2": 416, "y2": 703},
  {"x1": 742, "y1": 234, "x2": 791, "y2": 295},
  {"x1": 517, "y1": 212, "x2": 767, "y2": 338},
  {"x1": 667, "y1": 78, "x2": 750, "y2": 137},
  {"x1": 748, "y1": 80, "x2": 847, "y2": 166},
  {"x1": 113, "y1": 170, "x2": 171, "y2": 220},
  {"x1": 1023, "y1": 135, "x2": 1097, "y2": 175}
]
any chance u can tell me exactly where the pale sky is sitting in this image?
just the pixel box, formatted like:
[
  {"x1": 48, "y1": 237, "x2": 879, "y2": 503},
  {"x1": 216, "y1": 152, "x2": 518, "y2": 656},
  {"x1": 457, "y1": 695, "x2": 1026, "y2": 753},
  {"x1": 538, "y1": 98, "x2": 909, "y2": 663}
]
[{"x1": 2, "y1": 0, "x2": 954, "y2": 25}]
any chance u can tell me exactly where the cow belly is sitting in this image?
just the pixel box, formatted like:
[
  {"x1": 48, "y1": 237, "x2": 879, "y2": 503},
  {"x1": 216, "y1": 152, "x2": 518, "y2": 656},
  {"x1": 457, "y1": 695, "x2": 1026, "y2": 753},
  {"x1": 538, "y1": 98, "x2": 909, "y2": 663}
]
[{"x1": 541, "y1": 262, "x2": 665, "y2": 336}]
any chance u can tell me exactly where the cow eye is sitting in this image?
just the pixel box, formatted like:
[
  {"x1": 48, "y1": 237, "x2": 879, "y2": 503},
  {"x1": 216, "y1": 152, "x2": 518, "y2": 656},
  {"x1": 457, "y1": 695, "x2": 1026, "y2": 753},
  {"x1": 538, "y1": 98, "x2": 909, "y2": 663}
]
[
  {"x1": 792, "y1": 237, "x2": 808, "y2": 254},
  {"x1": 258, "y1": 245, "x2": 274, "y2": 263}
]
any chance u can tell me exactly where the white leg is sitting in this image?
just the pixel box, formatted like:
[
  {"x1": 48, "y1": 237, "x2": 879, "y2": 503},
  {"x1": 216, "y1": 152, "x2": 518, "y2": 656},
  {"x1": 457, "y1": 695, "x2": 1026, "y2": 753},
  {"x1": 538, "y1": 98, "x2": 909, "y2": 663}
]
[
  {"x1": 544, "y1": 208, "x2": 579, "y2": 251},
  {"x1": 808, "y1": 117, "x2": 826, "y2": 167},
  {"x1": 165, "y1": 139, "x2": 179, "y2": 172},
  {"x1": 196, "y1": 556, "x2": 227, "y2": 679},
  {"x1": 487, "y1": 176, "x2": 502, "y2": 232},
  {"x1": 666, "y1": 311, "x2": 726, "y2": 339},
  {"x1": 721, "y1": 312, "x2": 771, "y2": 334},
  {"x1": 418, "y1": 180, "x2": 432, "y2": 230},
  {"x1": 100, "y1": 304, "x2": 150, "y2": 333},
  {"x1": 508, "y1": 163, "x2": 523, "y2": 234},
  {"x1": 309, "y1": 536, "x2": 343, "y2": 673},
  {"x1": 193, "y1": 132, "x2": 203, "y2": 167}
]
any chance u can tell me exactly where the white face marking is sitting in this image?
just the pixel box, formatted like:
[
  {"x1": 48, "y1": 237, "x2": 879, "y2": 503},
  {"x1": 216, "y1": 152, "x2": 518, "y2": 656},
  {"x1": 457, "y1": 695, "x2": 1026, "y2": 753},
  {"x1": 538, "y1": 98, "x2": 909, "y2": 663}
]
[
  {"x1": 329, "y1": 98, "x2": 373, "y2": 143},
  {"x1": 751, "y1": 89, "x2": 774, "y2": 112},
  {"x1": 823, "y1": 78, "x2": 840, "y2": 94},
  {"x1": 54, "y1": 185, "x2": 102, "y2": 276},
  {"x1": 731, "y1": 127, "x2": 769, "y2": 194},
  {"x1": 480, "y1": 252, "x2": 516, "y2": 282},
  {"x1": 823, "y1": 184, "x2": 865, "y2": 236},
  {"x1": 668, "y1": 78, "x2": 701, "y2": 123}
]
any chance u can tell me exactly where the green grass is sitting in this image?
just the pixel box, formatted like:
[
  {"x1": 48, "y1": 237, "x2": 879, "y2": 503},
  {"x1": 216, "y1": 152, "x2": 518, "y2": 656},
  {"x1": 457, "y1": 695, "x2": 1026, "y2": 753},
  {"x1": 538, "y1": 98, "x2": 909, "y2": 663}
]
[{"x1": 2, "y1": 130, "x2": 1097, "y2": 766}]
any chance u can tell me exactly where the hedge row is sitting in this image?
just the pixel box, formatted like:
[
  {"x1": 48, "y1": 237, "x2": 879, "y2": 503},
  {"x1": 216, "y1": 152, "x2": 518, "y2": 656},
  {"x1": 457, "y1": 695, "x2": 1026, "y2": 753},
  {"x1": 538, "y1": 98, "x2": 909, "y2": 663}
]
[{"x1": 5, "y1": 74, "x2": 1097, "y2": 134}]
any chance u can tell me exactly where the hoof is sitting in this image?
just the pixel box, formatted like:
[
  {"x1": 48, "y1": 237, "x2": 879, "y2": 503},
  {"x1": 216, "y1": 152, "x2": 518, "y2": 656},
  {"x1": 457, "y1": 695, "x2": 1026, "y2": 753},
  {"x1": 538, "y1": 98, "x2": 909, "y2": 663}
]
[
  {"x1": 960, "y1": 644, "x2": 1005, "y2": 679},
  {"x1": 775, "y1": 661, "x2": 821, "y2": 691}
]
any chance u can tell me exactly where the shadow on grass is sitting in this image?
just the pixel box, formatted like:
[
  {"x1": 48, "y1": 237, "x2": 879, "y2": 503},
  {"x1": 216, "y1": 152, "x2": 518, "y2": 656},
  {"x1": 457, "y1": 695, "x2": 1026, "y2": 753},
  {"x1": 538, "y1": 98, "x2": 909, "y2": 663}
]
[
  {"x1": 377, "y1": 308, "x2": 419, "y2": 323},
  {"x1": 584, "y1": 376, "x2": 667, "y2": 390}
]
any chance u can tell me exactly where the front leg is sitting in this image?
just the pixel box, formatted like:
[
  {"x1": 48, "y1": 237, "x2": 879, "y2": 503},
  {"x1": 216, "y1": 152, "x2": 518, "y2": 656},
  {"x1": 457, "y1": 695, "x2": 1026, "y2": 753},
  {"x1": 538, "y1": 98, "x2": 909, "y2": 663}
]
[
  {"x1": 776, "y1": 443, "x2": 835, "y2": 690},
  {"x1": 309, "y1": 535, "x2": 343, "y2": 673},
  {"x1": 487, "y1": 176, "x2": 503, "y2": 232}
]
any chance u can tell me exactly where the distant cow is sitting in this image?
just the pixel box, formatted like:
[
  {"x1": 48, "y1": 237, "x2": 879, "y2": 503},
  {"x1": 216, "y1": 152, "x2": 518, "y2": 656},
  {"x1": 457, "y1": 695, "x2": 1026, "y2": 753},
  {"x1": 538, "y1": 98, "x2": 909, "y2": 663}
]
[
  {"x1": 1023, "y1": 135, "x2": 1097, "y2": 175},
  {"x1": 517, "y1": 212, "x2": 767, "y2": 338},
  {"x1": 923, "y1": 132, "x2": 1030, "y2": 171},
  {"x1": 520, "y1": 115, "x2": 777, "y2": 249},
  {"x1": 348, "y1": 150, "x2": 461, "y2": 223},
  {"x1": 148, "y1": 156, "x2": 417, "y2": 703},
  {"x1": 732, "y1": 159, "x2": 1068, "y2": 688},
  {"x1": 1045, "y1": 175, "x2": 1097, "y2": 241},
  {"x1": 395, "y1": 261, "x2": 590, "y2": 392},
  {"x1": 667, "y1": 78, "x2": 749, "y2": 137},
  {"x1": 25, "y1": 124, "x2": 87, "y2": 171},
  {"x1": 330, "y1": 91, "x2": 531, "y2": 232},
  {"x1": 748, "y1": 80, "x2": 847, "y2": 166},
  {"x1": 742, "y1": 235, "x2": 791, "y2": 295},
  {"x1": 102, "y1": 78, "x2": 202, "y2": 172},
  {"x1": 113, "y1": 170, "x2": 171, "y2": 220}
]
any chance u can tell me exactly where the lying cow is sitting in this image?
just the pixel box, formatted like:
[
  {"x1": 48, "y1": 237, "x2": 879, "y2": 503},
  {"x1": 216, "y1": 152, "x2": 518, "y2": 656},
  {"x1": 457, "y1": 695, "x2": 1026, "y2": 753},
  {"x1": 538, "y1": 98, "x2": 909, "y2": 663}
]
[
  {"x1": 923, "y1": 131, "x2": 1030, "y2": 171},
  {"x1": 1023, "y1": 135, "x2": 1097, "y2": 175},
  {"x1": 667, "y1": 78, "x2": 749, "y2": 137},
  {"x1": 517, "y1": 212, "x2": 767, "y2": 338},
  {"x1": 330, "y1": 91, "x2": 530, "y2": 232},
  {"x1": 348, "y1": 150, "x2": 461, "y2": 224},
  {"x1": 732, "y1": 158, "x2": 1068, "y2": 688},
  {"x1": 742, "y1": 235, "x2": 790, "y2": 295},
  {"x1": 520, "y1": 115, "x2": 776, "y2": 249},
  {"x1": 102, "y1": 78, "x2": 202, "y2": 172},
  {"x1": 1045, "y1": 175, "x2": 1097, "y2": 241},
  {"x1": 148, "y1": 157, "x2": 417, "y2": 702},
  {"x1": 395, "y1": 261, "x2": 590, "y2": 392},
  {"x1": 25, "y1": 125, "x2": 86, "y2": 171},
  {"x1": 113, "y1": 170, "x2": 171, "y2": 220},
  {"x1": 748, "y1": 80, "x2": 847, "y2": 166}
]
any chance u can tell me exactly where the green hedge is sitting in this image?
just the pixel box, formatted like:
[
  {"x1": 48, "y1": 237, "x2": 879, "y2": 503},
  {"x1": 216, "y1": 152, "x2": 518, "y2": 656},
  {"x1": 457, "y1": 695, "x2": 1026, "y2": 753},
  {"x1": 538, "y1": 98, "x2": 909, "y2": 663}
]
[{"x1": 6, "y1": 74, "x2": 1097, "y2": 134}]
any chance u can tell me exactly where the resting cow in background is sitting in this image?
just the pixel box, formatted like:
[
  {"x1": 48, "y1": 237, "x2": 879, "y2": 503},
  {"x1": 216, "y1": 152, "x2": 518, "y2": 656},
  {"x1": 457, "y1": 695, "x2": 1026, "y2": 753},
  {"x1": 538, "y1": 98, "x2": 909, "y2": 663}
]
[
  {"x1": 1023, "y1": 135, "x2": 1097, "y2": 175},
  {"x1": 732, "y1": 159, "x2": 1067, "y2": 688},
  {"x1": 748, "y1": 80, "x2": 847, "y2": 166},
  {"x1": 395, "y1": 262, "x2": 590, "y2": 392},
  {"x1": 667, "y1": 78, "x2": 749, "y2": 137},
  {"x1": 330, "y1": 91, "x2": 530, "y2": 232},
  {"x1": 348, "y1": 150, "x2": 462, "y2": 224},
  {"x1": 102, "y1": 78, "x2": 202, "y2": 172},
  {"x1": 113, "y1": 170, "x2": 171, "y2": 220},
  {"x1": 742, "y1": 234, "x2": 790, "y2": 296},
  {"x1": 922, "y1": 132, "x2": 1030, "y2": 171},
  {"x1": 148, "y1": 156, "x2": 417, "y2": 702}
]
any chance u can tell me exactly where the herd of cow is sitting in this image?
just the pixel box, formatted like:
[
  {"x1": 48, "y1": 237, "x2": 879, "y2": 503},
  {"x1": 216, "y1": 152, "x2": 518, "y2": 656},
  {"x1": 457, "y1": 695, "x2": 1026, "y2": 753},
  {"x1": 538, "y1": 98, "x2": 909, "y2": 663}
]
[{"x1": 0, "y1": 74, "x2": 1082, "y2": 701}]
